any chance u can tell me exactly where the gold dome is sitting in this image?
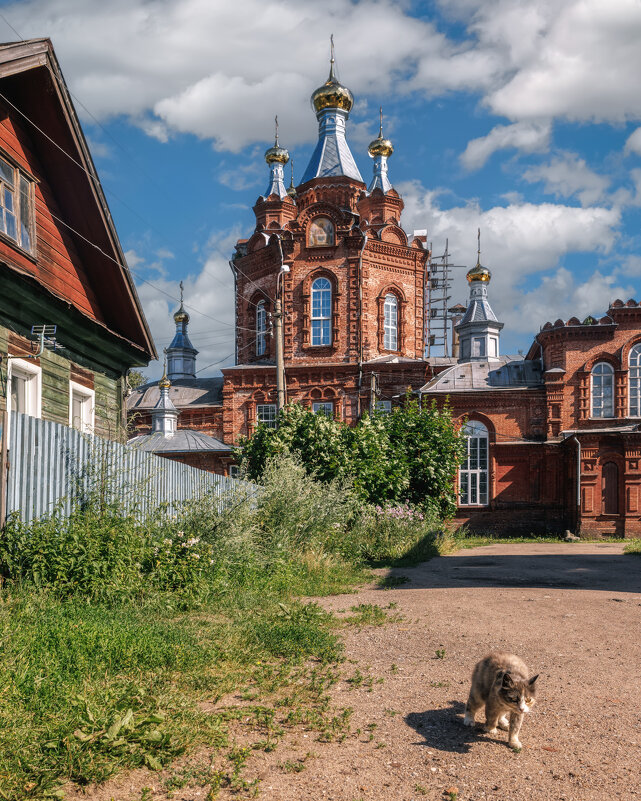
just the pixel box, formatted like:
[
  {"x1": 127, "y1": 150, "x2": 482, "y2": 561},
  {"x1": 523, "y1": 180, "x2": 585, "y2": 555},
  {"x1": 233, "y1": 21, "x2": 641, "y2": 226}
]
[
  {"x1": 174, "y1": 304, "x2": 189, "y2": 324},
  {"x1": 368, "y1": 135, "x2": 393, "y2": 158},
  {"x1": 466, "y1": 263, "x2": 491, "y2": 283},
  {"x1": 368, "y1": 108, "x2": 393, "y2": 157},
  {"x1": 159, "y1": 374, "x2": 171, "y2": 389},
  {"x1": 265, "y1": 143, "x2": 289, "y2": 164},
  {"x1": 311, "y1": 40, "x2": 353, "y2": 114}
]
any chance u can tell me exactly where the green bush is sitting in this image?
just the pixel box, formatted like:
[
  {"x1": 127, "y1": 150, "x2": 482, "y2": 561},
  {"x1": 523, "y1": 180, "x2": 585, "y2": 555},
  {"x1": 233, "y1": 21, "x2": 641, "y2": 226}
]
[{"x1": 348, "y1": 501, "x2": 442, "y2": 563}]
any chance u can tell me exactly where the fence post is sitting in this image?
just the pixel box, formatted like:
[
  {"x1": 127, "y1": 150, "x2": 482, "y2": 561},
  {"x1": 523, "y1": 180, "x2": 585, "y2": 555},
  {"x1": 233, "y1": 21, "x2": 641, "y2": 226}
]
[{"x1": 0, "y1": 409, "x2": 8, "y2": 528}]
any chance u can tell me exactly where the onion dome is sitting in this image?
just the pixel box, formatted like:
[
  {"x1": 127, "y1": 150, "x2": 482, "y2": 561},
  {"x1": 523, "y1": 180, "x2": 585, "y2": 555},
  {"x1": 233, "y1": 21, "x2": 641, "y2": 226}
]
[
  {"x1": 368, "y1": 109, "x2": 393, "y2": 158},
  {"x1": 311, "y1": 37, "x2": 353, "y2": 114},
  {"x1": 173, "y1": 303, "x2": 189, "y2": 324},
  {"x1": 265, "y1": 139, "x2": 289, "y2": 165},
  {"x1": 466, "y1": 262, "x2": 491, "y2": 283},
  {"x1": 158, "y1": 357, "x2": 170, "y2": 390},
  {"x1": 467, "y1": 228, "x2": 491, "y2": 282}
]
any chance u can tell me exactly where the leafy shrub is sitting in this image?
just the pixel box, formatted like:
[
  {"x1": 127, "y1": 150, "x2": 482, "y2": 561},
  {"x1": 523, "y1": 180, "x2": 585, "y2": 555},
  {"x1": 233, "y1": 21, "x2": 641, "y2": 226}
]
[{"x1": 348, "y1": 501, "x2": 442, "y2": 563}]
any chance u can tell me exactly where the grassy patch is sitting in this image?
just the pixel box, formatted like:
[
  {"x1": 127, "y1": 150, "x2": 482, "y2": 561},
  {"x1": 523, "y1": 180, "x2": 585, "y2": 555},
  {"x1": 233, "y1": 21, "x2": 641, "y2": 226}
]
[{"x1": 624, "y1": 538, "x2": 641, "y2": 555}]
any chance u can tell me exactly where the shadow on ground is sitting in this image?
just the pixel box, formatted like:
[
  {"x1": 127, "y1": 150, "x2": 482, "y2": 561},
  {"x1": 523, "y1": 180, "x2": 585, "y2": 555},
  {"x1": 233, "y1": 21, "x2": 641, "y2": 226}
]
[
  {"x1": 377, "y1": 548, "x2": 641, "y2": 594},
  {"x1": 406, "y1": 701, "x2": 517, "y2": 754}
]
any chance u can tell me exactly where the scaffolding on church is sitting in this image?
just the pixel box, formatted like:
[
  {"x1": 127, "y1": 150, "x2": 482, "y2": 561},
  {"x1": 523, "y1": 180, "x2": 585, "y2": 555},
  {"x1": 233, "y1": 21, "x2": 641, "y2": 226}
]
[{"x1": 425, "y1": 240, "x2": 468, "y2": 358}]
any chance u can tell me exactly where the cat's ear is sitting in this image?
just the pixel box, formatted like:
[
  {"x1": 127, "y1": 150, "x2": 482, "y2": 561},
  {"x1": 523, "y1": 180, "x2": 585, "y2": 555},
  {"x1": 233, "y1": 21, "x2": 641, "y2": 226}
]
[
  {"x1": 502, "y1": 671, "x2": 515, "y2": 688},
  {"x1": 528, "y1": 674, "x2": 539, "y2": 687}
]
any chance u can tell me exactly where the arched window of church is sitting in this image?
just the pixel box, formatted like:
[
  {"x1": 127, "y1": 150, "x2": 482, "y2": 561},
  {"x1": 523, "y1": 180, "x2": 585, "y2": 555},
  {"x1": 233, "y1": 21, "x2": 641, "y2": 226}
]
[
  {"x1": 459, "y1": 420, "x2": 489, "y2": 506},
  {"x1": 384, "y1": 294, "x2": 398, "y2": 350},
  {"x1": 591, "y1": 362, "x2": 614, "y2": 418},
  {"x1": 308, "y1": 217, "x2": 334, "y2": 247},
  {"x1": 311, "y1": 277, "x2": 332, "y2": 346},
  {"x1": 629, "y1": 344, "x2": 641, "y2": 416},
  {"x1": 256, "y1": 300, "x2": 267, "y2": 356}
]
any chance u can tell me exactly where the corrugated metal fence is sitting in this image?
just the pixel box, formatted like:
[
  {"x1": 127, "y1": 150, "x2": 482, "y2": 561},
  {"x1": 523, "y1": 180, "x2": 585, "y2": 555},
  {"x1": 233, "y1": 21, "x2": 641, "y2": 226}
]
[{"x1": 3, "y1": 412, "x2": 254, "y2": 523}]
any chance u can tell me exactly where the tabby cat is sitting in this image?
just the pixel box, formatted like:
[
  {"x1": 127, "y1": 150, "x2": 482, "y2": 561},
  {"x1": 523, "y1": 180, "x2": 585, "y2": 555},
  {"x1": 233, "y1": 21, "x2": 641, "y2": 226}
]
[{"x1": 463, "y1": 652, "x2": 539, "y2": 749}]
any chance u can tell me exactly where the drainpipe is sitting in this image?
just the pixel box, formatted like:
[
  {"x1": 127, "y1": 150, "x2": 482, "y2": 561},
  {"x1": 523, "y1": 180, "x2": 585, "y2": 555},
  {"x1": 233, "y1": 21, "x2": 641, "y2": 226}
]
[
  {"x1": 357, "y1": 230, "x2": 368, "y2": 417},
  {"x1": 572, "y1": 434, "x2": 581, "y2": 533}
]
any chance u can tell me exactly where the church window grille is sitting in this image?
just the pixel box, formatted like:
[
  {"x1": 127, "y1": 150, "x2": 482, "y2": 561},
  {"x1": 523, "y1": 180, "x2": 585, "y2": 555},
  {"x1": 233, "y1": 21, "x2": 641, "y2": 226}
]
[
  {"x1": 459, "y1": 420, "x2": 488, "y2": 506},
  {"x1": 591, "y1": 362, "x2": 614, "y2": 418},
  {"x1": 311, "y1": 277, "x2": 332, "y2": 346},
  {"x1": 384, "y1": 294, "x2": 398, "y2": 351},
  {"x1": 256, "y1": 300, "x2": 267, "y2": 356},
  {"x1": 629, "y1": 344, "x2": 641, "y2": 416},
  {"x1": 0, "y1": 154, "x2": 34, "y2": 253}
]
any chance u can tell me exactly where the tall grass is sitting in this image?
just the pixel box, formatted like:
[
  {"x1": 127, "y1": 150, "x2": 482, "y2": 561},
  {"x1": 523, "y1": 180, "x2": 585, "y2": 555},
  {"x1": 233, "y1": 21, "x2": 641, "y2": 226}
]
[{"x1": 0, "y1": 455, "x2": 444, "y2": 798}]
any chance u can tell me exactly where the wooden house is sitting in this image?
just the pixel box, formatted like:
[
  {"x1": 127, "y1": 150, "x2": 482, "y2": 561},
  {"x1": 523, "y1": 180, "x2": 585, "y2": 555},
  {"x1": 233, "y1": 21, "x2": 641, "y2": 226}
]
[{"x1": 0, "y1": 38, "x2": 155, "y2": 441}]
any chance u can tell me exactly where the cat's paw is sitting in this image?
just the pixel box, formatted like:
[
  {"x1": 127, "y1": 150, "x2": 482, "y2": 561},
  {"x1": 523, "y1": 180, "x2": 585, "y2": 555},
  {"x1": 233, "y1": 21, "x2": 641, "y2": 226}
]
[
  {"x1": 509, "y1": 738, "x2": 522, "y2": 751},
  {"x1": 485, "y1": 726, "x2": 499, "y2": 736},
  {"x1": 498, "y1": 715, "x2": 509, "y2": 730},
  {"x1": 463, "y1": 715, "x2": 475, "y2": 727}
]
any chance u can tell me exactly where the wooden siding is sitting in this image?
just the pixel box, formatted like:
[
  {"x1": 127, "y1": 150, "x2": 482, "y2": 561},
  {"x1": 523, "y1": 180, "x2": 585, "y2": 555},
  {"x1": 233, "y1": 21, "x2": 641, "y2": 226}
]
[
  {"x1": 40, "y1": 348, "x2": 69, "y2": 425},
  {"x1": 0, "y1": 105, "x2": 105, "y2": 323},
  {"x1": 94, "y1": 371, "x2": 124, "y2": 441}
]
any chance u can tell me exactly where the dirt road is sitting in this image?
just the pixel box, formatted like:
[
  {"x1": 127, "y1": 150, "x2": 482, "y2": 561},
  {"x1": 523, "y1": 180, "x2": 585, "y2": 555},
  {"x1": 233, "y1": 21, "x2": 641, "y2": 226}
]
[{"x1": 256, "y1": 543, "x2": 641, "y2": 801}]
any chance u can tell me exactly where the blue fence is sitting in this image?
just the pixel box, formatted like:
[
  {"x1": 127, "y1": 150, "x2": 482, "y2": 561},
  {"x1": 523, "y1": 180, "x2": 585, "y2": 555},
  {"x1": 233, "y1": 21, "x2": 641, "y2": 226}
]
[{"x1": 3, "y1": 412, "x2": 252, "y2": 523}]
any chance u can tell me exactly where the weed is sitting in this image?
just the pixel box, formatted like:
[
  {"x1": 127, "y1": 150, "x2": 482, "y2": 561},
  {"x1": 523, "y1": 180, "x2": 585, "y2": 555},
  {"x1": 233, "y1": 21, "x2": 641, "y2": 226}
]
[
  {"x1": 415, "y1": 784, "x2": 428, "y2": 795},
  {"x1": 435, "y1": 648, "x2": 446, "y2": 659},
  {"x1": 445, "y1": 787, "x2": 459, "y2": 801},
  {"x1": 345, "y1": 603, "x2": 388, "y2": 626},
  {"x1": 624, "y1": 538, "x2": 641, "y2": 556},
  {"x1": 390, "y1": 663, "x2": 399, "y2": 673},
  {"x1": 384, "y1": 708, "x2": 398, "y2": 717},
  {"x1": 375, "y1": 741, "x2": 386, "y2": 748},
  {"x1": 430, "y1": 680, "x2": 450, "y2": 688}
]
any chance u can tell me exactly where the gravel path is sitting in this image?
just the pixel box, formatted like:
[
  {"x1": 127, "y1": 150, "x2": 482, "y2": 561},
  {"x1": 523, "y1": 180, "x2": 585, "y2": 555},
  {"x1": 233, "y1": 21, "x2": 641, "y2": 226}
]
[
  {"x1": 251, "y1": 543, "x2": 641, "y2": 801},
  {"x1": 72, "y1": 543, "x2": 641, "y2": 801}
]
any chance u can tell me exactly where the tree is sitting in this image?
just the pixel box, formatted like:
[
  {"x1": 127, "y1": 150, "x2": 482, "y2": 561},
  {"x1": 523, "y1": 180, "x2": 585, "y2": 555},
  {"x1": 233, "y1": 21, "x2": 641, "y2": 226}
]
[
  {"x1": 127, "y1": 369, "x2": 148, "y2": 390},
  {"x1": 237, "y1": 398, "x2": 466, "y2": 518}
]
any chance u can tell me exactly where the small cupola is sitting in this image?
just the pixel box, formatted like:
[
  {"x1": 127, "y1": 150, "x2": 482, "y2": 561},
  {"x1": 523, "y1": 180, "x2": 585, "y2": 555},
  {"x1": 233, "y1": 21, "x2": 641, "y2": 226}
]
[
  {"x1": 151, "y1": 359, "x2": 179, "y2": 437},
  {"x1": 456, "y1": 230, "x2": 504, "y2": 362},
  {"x1": 166, "y1": 281, "x2": 198, "y2": 379}
]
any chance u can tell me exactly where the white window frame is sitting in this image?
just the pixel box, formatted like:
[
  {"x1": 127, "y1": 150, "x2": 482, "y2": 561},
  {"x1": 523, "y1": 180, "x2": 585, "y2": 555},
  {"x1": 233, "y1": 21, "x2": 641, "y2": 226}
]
[
  {"x1": 591, "y1": 362, "x2": 614, "y2": 418},
  {"x1": 7, "y1": 358, "x2": 41, "y2": 418},
  {"x1": 311, "y1": 277, "x2": 332, "y2": 346},
  {"x1": 629, "y1": 344, "x2": 641, "y2": 417},
  {"x1": 256, "y1": 403, "x2": 277, "y2": 429},
  {"x1": 0, "y1": 153, "x2": 35, "y2": 253},
  {"x1": 69, "y1": 380, "x2": 95, "y2": 433},
  {"x1": 312, "y1": 401, "x2": 333, "y2": 417},
  {"x1": 383, "y1": 294, "x2": 398, "y2": 351},
  {"x1": 256, "y1": 300, "x2": 267, "y2": 357},
  {"x1": 459, "y1": 420, "x2": 489, "y2": 506}
]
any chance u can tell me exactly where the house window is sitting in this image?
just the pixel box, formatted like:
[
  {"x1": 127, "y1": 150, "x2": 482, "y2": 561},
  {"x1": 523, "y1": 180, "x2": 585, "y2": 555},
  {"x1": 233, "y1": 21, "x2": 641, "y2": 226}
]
[
  {"x1": 312, "y1": 401, "x2": 333, "y2": 417},
  {"x1": 7, "y1": 358, "x2": 41, "y2": 417},
  {"x1": 256, "y1": 403, "x2": 277, "y2": 428},
  {"x1": 591, "y1": 362, "x2": 614, "y2": 418},
  {"x1": 256, "y1": 300, "x2": 267, "y2": 356},
  {"x1": 0, "y1": 155, "x2": 34, "y2": 253},
  {"x1": 472, "y1": 337, "x2": 486, "y2": 358},
  {"x1": 311, "y1": 277, "x2": 332, "y2": 346},
  {"x1": 69, "y1": 381, "x2": 95, "y2": 433},
  {"x1": 229, "y1": 465, "x2": 240, "y2": 479},
  {"x1": 384, "y1": 294, "x2": 398, "y2": 351},
  {"x1": 308, "y1": 217, "x2": 334, "y2": 247},
  {"x1": 375, "y1": 400, "x2": 392, "y2": 414},
  {"x1": 629, "y1": 344, "x2": 641, "y2": 416},
  {"x1": 459, "y1": 420, "x2": 488, "y2": 506}
]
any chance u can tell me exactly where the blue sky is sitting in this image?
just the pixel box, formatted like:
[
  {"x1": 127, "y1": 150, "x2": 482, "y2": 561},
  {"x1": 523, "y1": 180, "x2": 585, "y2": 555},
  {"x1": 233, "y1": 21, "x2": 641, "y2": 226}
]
[{"x1": 2, "y1": 0, "x2": 641, "y2": 376}]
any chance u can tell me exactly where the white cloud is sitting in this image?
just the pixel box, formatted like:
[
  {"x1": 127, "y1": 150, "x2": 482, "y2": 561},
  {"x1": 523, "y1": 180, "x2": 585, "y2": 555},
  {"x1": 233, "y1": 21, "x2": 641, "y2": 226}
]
[
  {"x1": 398, "y1": 179, "x2": 623, "y2": 337},
  {"x1": 521, "y1": 152, "x2": 611, "y2": 206},
  {"x1": 624, "y1": 127, "x2": 641, "y2": 156},
  {"x1": 460, "y1": 121, "x2": 551, "y2": 170}
]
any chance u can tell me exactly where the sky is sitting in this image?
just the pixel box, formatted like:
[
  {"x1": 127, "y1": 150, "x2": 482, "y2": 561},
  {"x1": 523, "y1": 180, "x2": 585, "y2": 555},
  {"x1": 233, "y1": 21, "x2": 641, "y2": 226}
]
[{"x1": 2, "y1": 0, "x2": 641, "y2": 376}]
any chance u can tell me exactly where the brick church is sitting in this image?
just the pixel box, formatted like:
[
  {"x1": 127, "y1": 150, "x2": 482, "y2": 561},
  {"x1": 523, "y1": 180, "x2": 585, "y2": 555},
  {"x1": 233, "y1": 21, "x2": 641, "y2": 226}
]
[{"x1": 129, "y1": 55, "x2": 641, "y2": 537}]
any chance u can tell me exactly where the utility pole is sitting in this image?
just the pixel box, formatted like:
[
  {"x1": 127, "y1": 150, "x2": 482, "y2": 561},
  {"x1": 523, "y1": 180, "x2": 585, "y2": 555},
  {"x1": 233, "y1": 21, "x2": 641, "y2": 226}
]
[
  {"x1": 369, "y1": 372, "x2": 378, "y2": 413},
  {"x1": 274, "y1": 297, "x2": 285, "y2": 412}
]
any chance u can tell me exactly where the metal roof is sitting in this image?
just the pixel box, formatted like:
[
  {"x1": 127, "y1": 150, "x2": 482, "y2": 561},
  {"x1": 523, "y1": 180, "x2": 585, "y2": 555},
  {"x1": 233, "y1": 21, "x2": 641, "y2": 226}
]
[
  {"x1": 127, "y1": 430, "x2": 231, "y2": 454},
  {"x1": 301, "y1": 109, "x2": 363, "y2": 183},
  {"x1": 127, "y1": 377, "x2": 223, "y2": 411},
  {"x1": 421, "y1": 356, "x2": 543, "y2": 393}
]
